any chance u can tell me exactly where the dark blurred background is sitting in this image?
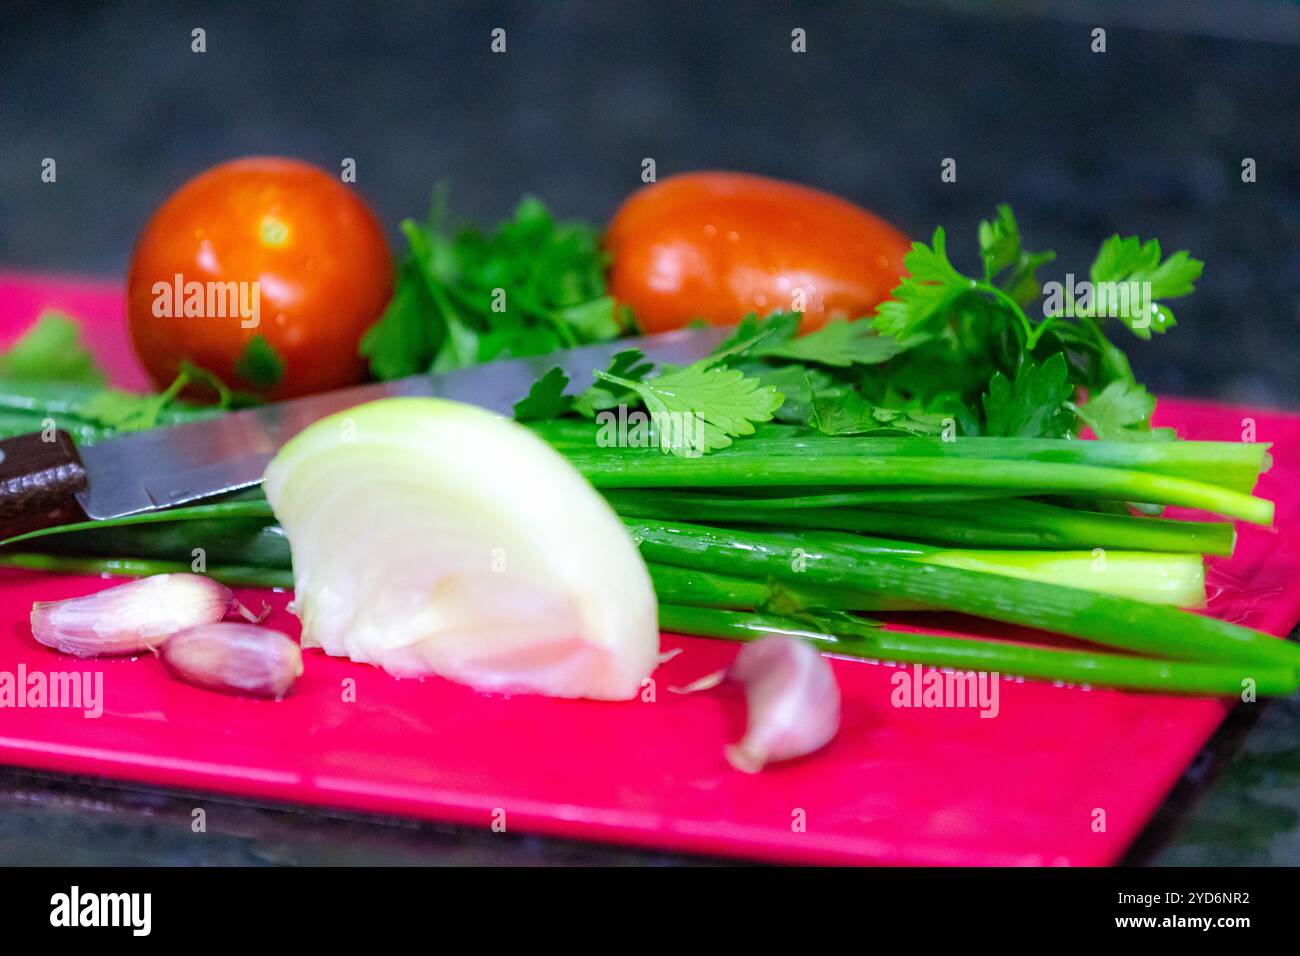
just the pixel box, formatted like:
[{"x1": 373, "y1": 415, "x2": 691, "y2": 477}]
[
  {"x1": 1, "y1": 0, "x2": 1298, "y2": 405},
  {"x1": 1, "y1": 0, "x2": 1300, "y2": 867}
]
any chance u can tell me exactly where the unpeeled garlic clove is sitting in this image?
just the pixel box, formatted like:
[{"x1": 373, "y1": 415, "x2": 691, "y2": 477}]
[
  {"x1": 159, "y1": 623, "x2": 303, "y2": 700},
  {"x1": 724, "y1": 636, "x2": 841, "y2": 773},
  {"x1": 31, "y1": 574, "x2": 235, "y2": 658}
]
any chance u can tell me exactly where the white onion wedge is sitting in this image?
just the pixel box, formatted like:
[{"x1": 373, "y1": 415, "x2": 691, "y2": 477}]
[{"x1": 263, "y1": 397, "x2": 659, "y2": 700}]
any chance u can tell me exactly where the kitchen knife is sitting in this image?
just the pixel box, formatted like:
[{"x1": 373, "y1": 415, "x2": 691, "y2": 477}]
[{"x1": 0, "y1": 325, "x2": 731, "y2": 538}]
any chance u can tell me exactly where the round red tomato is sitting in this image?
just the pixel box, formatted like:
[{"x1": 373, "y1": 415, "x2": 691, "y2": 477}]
[
  {"x1": 126, "y1": 157, "x2": 393, "y2": 399},
  {"x1": 605, "y1": 172, "x2": 910, "y2": 333}
]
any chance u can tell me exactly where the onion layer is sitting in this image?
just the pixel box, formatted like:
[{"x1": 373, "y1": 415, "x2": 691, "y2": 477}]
[{"x1": 263, "y1": 397, "x2": 659, "y2": 700}]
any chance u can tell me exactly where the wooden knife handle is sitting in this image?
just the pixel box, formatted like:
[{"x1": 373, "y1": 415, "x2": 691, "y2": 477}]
[{"x1": 0, "y1": 430, "x2": 88, "y2": 540}]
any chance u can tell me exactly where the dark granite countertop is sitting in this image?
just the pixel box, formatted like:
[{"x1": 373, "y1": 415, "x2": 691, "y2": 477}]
[{"x1": 0, "y1": 0, "x2": 1297, "y2": 865}]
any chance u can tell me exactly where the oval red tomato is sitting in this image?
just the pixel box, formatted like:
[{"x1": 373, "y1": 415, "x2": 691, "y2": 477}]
[
  {"x1": 605, "y1": 171, "x2": 910, "y2": 334},
  {"x1": 126, "y1": 157, "x2": 392, "y2": 399}
]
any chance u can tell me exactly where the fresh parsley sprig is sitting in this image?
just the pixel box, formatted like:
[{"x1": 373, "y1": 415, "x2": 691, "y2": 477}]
[
  {"x1": 361, "y1": 189, "x2": 632, "y2": 380},
  {"x1": 514, "y1": 332, "x2": 785, "y2": 456},
  {"x1": 593, "y1": 359, "x2": 784, "y2": 455},
  {"x1": 717, "y1": 311, "x2": 902, "y2": 367},
  {"x1": 516, "y1": 203, "x2": 1201, "y2": 450},
  {"x1": 870, "y1": 206, "x2": 1203, "y2": 439},
  {"x1": 0, "y1": 313, "x2": 234, "y2": 438},
  {"x1": 0, "y1": 312, "x2": 106, "y2": 385}
]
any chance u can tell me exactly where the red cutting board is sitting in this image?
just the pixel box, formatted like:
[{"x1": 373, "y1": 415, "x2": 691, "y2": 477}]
[{"x1": 2, "y1": 271, "x2": 1299, "y2": 866}]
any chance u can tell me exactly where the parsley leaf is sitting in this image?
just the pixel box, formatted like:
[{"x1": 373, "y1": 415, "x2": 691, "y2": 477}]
[
  {"x1": 871, "y1": 228, "x2": 968, "y2": 344},
  {"x1": 751, "y1": 317, "x2": 903, "y2": 367},
  {"x1": 512, "y1": 366, "x2": 573, "y2": 421},
  {"x1": 0, "y1": 311, "x2": 106, "y2": 385},
  {"x1": 359, "y1": 260, "x2": 439, "y2": 379},
  {"x1": 553, "y1": 296, "x2": 628, "y2": 343},
  {"x1": 728, "y1": 361, "x2": 835, "y2": 425},
  {"x1": 1071, "y1": 380, "x2": 1174, "y2": 442},
  {"x1": 981, "y1": 353, "x2": 1074, "y2": 438},
  {"x1": 76, "y1": 365, "x2": 199, "y2": 433},
  {"x1": 77, "y1": 390, "x2": 175, "y2": 432},
  {"x1": 811, "y1": 386, "x2": 949, "y2": 437},
  {"x1": 1086, "y1": 235, "x2": 1203, "y2": 339},
  {"x1": 571, "y1": 349, "x2": 654, "y2": 418},
  {"x1": 595, "y1": 358, "x2": 784, "y2": 456},
  {"x1": 713, "y1": 312, "x2": 801, "y2": 356},
  {"x1": 233, "y1": 334, "x2": 285, "y2": 391},
  {"x1": 977, "y1": 204, "x2": 1055, "y2": 306},
  {"x1": 510, "y1": 349, "x2": 657, "y2": 423},
  {"x1": 978, "y1": 204, "x2": 1022, "y2": 280}
]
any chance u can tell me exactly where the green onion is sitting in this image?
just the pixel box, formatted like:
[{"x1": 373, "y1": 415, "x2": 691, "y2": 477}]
[
  {"x1": 648, "y1": 562, "x2": 914, "y2": 612},
  {"x1": 648, "y1": 524, "x2": 1207, "y2": 607},
  {"x1": 530, "y1": 422, "x2": 1270, "y2": 493},
  {"x1": 628, "y1": 518, "x2": 1300, "y2": 669},
  {"x1": 2, "y1": 499, "x2": 277, "y2": 547},
  {"x1": 0, "y1": 552, "x2": 295, "y2": 589},
  {"x1": 672, "y1": 539, "x2": 1200, "y2": 606},
  {"x1": 570, "y1": 455, "x2": 1272, "y2": 525},
  {"x1": 920, "y1": 548, "x2": 1205, "y2": 607},
  {"x1": 657, "y1": 605, "x2": 1297, "y2": 697},
  {"x1": 629, "y1": 487, "x2": 1029, "y2": 506},
  {"x1": 0, "y1": 410, "x2": 1283, "y2": 694},
  {"x1": 608, "y1": 491, "x2": 1234, "y2": 554}
]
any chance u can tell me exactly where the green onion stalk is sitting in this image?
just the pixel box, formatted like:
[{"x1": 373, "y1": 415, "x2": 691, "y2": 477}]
[
  {"x1": 0, "y1": 552, "x2": 294, "y2": 589},
  {"x1": 625, "y1": 518, "x2": 1300, "y2": 671},
  {"x1": 607, "y1": 491, "x2": 1235, "y2": 555},
  {"x1": 529, "y1": 422, "x2": 1271, "y2": 493},
  {"x1": 566, "y1": 454, "x2": 1272, "y2": 525},
  {"x1": 0, "y1": 429, "x2": 1286, "y2": 695},
  {"x1": 657, "y1": 605, "x2": 1297, "y2": 697},
  {"x1": 4, "y1": 549, "x2": 1283, "y2": 696},
  {"x1": 3, "y1": 501, "x2": 1208, "y2": 608}
]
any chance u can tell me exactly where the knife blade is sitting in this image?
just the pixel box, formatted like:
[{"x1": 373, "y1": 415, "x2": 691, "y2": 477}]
[{"x1": 68, "y1": 325, "x2": 730, "y2": 522}]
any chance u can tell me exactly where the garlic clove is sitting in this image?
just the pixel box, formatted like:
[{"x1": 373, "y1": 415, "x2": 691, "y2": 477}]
[
  {"x1": 159, "y1": 623, "x2": 303, "y2": 700},
  {"x1": 724, "y1": 636, "x2": 841, "y2": 773},
  {"x1": 31, "y1": 574, "x2": 235, "y2": 658}
]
